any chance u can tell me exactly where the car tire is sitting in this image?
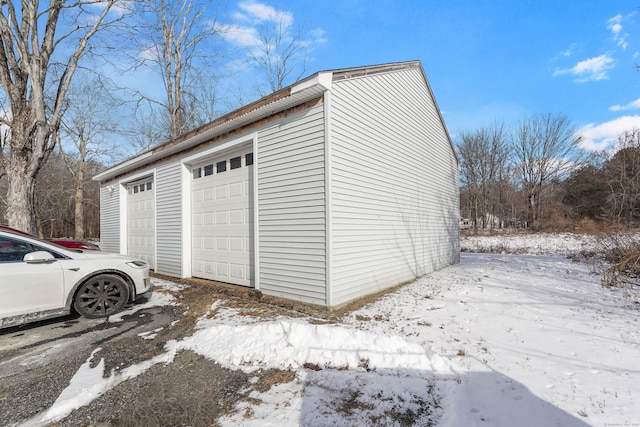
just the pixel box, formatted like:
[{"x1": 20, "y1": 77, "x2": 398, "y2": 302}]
[{"x1": 74, "y1": 274, "x2": 130, "y2": 319}]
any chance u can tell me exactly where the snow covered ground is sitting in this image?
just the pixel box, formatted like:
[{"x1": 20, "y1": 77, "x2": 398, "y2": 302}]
[
  {"x1": 460, "y1": 231, "x2": 600, "y2": 257},
  {"x1": 23, "y1": 233, "x2": 640, "y2": 426}
]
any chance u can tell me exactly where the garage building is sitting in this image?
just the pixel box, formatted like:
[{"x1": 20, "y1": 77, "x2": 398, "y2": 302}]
[{"x1": 94, "y1": 61, "x2": 460, "y2": 309}]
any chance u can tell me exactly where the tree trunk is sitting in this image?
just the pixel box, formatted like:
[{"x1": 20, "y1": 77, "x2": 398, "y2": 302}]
[
  {"x1": 74, "y1": 166, "x2": 85, "y2": 239},
  {"x1": 0, "y1": 0, "x2": 116, "y2": 237},
  {"x1": 6, "y1": 161, "x2": 38, "y2": 235}
]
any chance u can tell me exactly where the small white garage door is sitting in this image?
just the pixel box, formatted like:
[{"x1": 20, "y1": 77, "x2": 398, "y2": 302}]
[
  {"x1": 127, "y1": 178, "x2": 155, "y2": 269},
  {"x1": 191, "y1": 148, "x2": 253, "y2": 286}
]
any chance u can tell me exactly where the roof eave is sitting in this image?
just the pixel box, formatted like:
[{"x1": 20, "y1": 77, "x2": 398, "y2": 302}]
[{"x1": 94, "y1": 73, "x2": 332, "y2": 183}]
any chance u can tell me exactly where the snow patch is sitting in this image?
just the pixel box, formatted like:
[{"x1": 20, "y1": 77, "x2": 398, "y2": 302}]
[{"x1": 177, "y1": 319, "x2": 453, "y2": 374}]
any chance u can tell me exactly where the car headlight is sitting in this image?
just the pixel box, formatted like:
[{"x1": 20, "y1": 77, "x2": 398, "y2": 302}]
[{"x1": 127, "y1": 260, "x2": 148, "y2": 268}]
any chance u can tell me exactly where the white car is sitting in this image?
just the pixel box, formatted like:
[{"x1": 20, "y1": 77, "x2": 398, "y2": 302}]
[{"x1": 0, "y1": 230, "x2": 152, "y2": 329}]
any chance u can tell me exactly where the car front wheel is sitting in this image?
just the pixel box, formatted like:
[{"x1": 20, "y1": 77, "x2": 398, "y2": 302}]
[{"x1": 74, "y1": 274, "x2": 130, "y2": 319}]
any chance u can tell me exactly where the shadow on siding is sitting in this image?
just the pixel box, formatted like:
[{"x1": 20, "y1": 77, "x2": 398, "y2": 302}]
[{"x1": 394, "y1": 168, "x2": 460, "y2": 279}]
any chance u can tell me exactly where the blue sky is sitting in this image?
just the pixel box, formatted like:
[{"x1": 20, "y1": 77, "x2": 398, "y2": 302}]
[{"x1": 213, "y1": 0, "x2": 640, "y2": 152}]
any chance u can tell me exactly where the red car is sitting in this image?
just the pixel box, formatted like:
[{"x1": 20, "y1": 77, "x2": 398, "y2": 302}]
[{"x1": 0, "y1": 225, "x2": 100, "y2": 251}]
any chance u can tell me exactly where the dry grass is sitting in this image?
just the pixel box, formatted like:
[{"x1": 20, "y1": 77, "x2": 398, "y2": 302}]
[
  {"x1": 111, "y1": 351, "x2": 248, "y2": 427},
  {"x1": 252, "y1": 369, "x2": 297, "y2": 393},
  {"x1": 153, "y1": 272, "x2": 413, "y2": 323},
  {"x1": 602, "y1": 253, "x2": 640, "y2": 288},
  {"x1": 580, "y1": 232, "x2": 640, "y2": 291},
  {"x1": 335, "y1": 385, "x2": 439, "y2": 427},
  {"x1": 337, "y1": 390, "x2": 375, "y2": 415}
]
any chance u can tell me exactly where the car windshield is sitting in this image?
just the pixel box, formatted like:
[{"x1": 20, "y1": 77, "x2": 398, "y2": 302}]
[
  {"x1": 0, "y1": 226, "x2": 85, "y2": 253},
  {"x1": 44, "y1": 240, "x2": 84, "y2": 252},
  {"x1": 37, "y1": 238, "x2": 84, "y2": 253},
  {"x1": 0, "y1": 234, "x2": 70, "y2": 261}
]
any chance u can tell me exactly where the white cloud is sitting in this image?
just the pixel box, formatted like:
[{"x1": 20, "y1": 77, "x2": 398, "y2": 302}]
[
  {"x1": 221, "y1": 1, "x2": 327, "y2": 51},
  {"x1": 238, "y1": 1, "x2": 293, "y2": 26},
  {"x1": 558, "y1": 42, "x2": 581, "y2": 58},
  {"x1": 85, "y1": 0, "x2": 133, "y2": 19},
  {"x1": 608, "y1": 14, "x2": 623, "y2": 33},
  {"x1": 224, "y1": 58, "x2": 253, "y2": 72},
  {"x1": 221, "y1": 2, "x2": 296, "y2": 47},
  {"x1": 609, "y1": 98, "x2": 640, "y2": 112},
  {"x1": 220, "y1": 23, "x2": 260, "y2": 46},
  {"x1": 309, "y1": 28, "x2": 328, "y2": 45},
  {"x1": 553, "y1": 54, "x2": 614, "y2": 82},
  {"x1": 578, "y1": 115, "x2": 640, "y2": 151},
  {"x1": 607, "y1": 14, "x2": 629, "y2": 50}
]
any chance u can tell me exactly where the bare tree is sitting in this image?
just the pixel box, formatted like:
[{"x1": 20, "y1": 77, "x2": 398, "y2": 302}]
[
  {"x1": 132, "y1": 0, "x2": 221, "y2": 143},
  {"x1": 511, "y1": 113, "x2": 582, "y2": 227},
  {"x1": 34, "y1": 151, "x2": 74, "y2": 237},
  {"x1": 603, "y1": 129, "x2": 640, "y2": 226},
  {"x1": 247, "y1": 12, "x2": 308, "y2": 95},
  {"x1": 457, "y1": 124, "x2": 509, "y2": 232},
  {"x1": 562, "y1": 153, "x2": 608, "y2": 222},
  {"x1": 60, "y1": 76, "x2": 120, "y2": 239},
  {"x1": 0, "y1": 0, "x2": 123, "y2": 234}
]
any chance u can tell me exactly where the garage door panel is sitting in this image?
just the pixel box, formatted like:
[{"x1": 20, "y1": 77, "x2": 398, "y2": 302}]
[
  {"x1": 216, "y1": 237, "x2": 228, "y2": 251},
  {"x1": 204, "y1": 237, "x2": 214, "y2": 249},
  {"x1": 216, "y1": 211, "x2": 228, "y2": 224},
  {"x1": 127, "y1": 178, "x2": 155, "y2": 269},
  {"x1": 229, "y1": 182, "x2": 243, "y2": 197},
  {"x1": 217, "y1": 262, "x2": 228, "y2": 276},
  {"x1": 230, "y1": 209, "x2": 243, "y2": 224},
  {"x1": 230, "y1": 237, "x2": 243, "y2": 251},
  {"x1": 216, "y1": 185, "x2": 227, "y2": 199},
  {"x1": 230, "y1": 264, "x2": 244, "y2": 279},
  {"x1": 202, "y1": 212, "x2": 213, "y2": 225},
  {"x1": 191, "y1": 147, "x2": 253, "y2": 286}
]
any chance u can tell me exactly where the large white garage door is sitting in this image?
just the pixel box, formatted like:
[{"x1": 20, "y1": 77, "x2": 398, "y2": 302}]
[
  {"x1": 191, "y1": 148, "x2": 253, "y2": 286},
  {"x1": 127, "y1": 178, "x2": 155, "y2": 269}
]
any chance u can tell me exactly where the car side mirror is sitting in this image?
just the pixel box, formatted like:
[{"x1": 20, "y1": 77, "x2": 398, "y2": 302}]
[{"x1": 24, "y1": 251, "x2": 56, "y2": 264}]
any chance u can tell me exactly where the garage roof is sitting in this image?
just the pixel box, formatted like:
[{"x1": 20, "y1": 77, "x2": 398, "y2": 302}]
[{"x1": 94, "y1": 60, "x2": 452, "y2": 182}]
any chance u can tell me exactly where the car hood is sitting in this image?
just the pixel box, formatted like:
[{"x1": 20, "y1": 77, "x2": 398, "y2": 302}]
[
  {"x1": 67, "y1": 250, "x2": 144, "y2": 264},
  {"x1": 47, "y1": 239, "x2": 100, "y2": 250}
]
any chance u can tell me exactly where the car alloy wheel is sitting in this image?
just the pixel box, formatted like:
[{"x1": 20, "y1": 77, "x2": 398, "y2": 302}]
[{"x1": 74, "y1": 274, "x2": 130, "y2": 319}]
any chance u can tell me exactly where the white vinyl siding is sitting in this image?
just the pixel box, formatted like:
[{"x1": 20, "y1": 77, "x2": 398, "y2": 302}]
[
  {"x1": 156, "y1": 161, "x2": 183, "y2": 277},
  {"x1": 257, "y1": 104, "x2": 327, "y2": 305},
  {"x1": 99, "y1": 183, "x2": 120, "y2": 254},
  {"x1": 329, "y1": 67, "x2": 459, "y2": 306}
]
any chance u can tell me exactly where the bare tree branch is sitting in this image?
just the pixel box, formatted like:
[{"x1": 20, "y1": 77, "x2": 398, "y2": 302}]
[
  {"x1": 247, "y1": 13, "x2": 307, "y2": 95},
  {"x1": 130, "y1": 0, "x2": 221, "y2": 144}
]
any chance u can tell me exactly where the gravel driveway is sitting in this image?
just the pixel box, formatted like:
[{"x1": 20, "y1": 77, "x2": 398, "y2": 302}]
[{"x1": 0, "y1": 280, "x2": 298, "y2": 426}]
